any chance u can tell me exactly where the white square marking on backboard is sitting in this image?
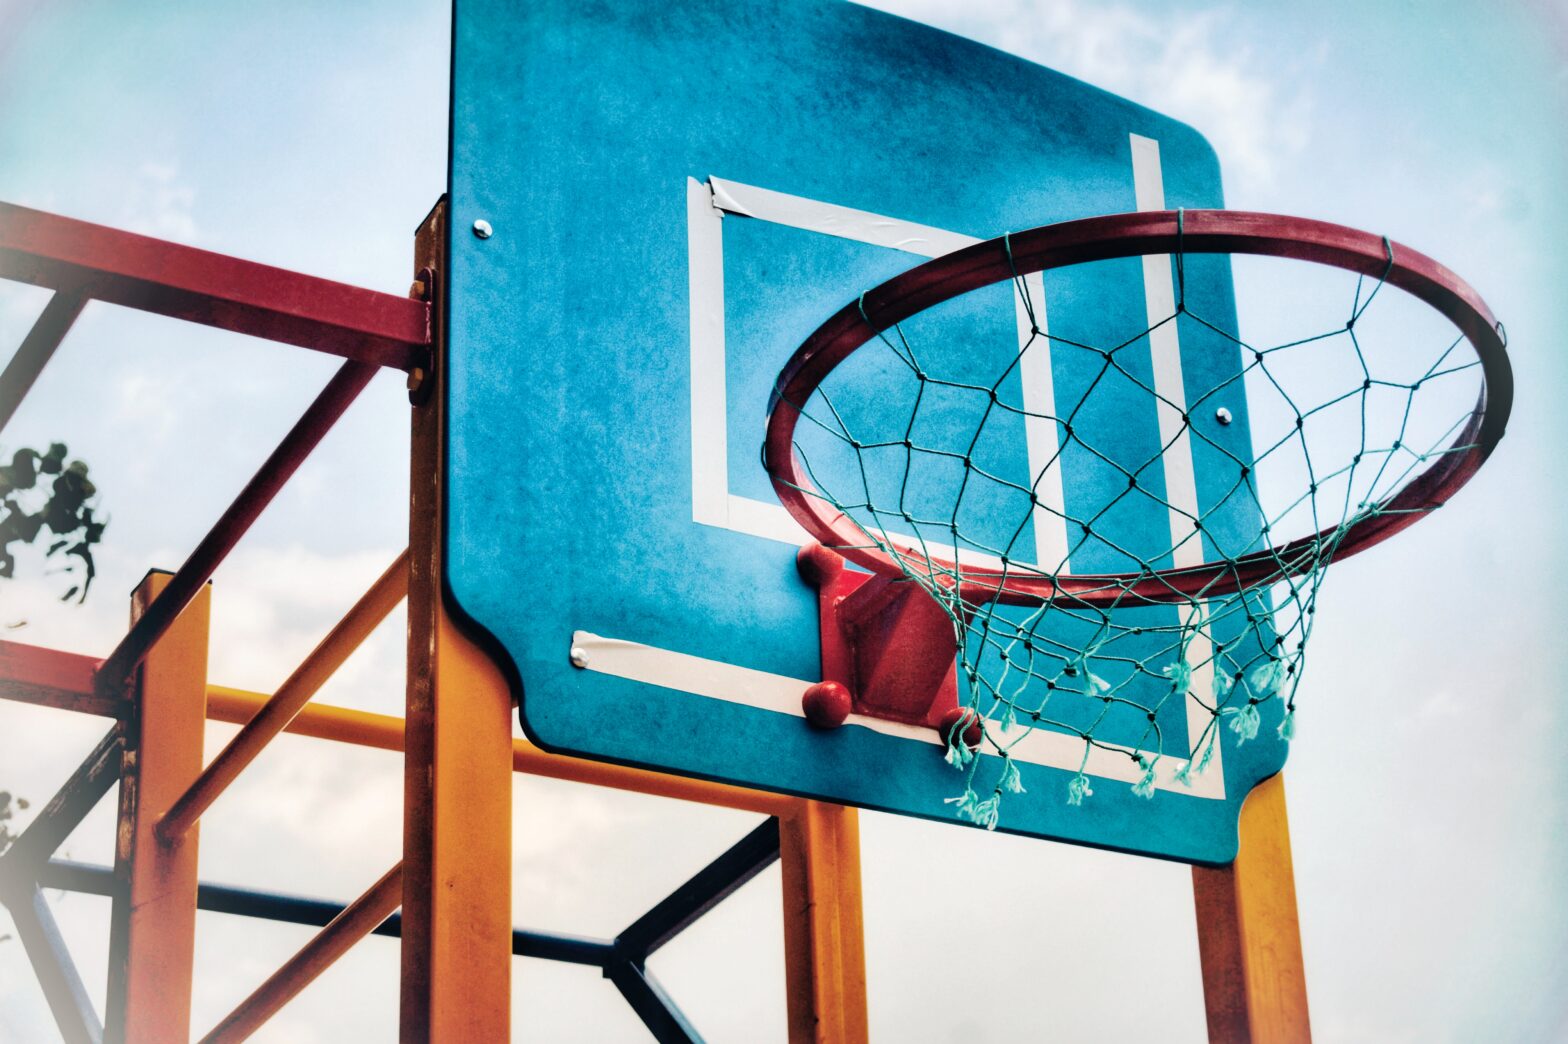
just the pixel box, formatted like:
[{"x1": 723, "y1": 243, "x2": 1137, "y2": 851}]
[
  {"x1": 679, "y1": 150, "x2": 1226, "y2": 794},
  {"x1": 685, "y1": 176, "x2": 1067, "y2": 571}
]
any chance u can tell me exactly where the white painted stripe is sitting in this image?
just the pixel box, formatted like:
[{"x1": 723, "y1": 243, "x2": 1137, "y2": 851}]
[
  {"x1": 1015, "y1": 270, "x2": 1070, "y2": 573},
  {"x1": 1130, "y1": 135, "x2": 1226, "y2": 778},
  {"x1": 728, "y1": 492, "x2": 1057, "y2": 577},
  {"x1": 573, "y1": 630, "x2": 808, "y2": 717},
  {"x1": 1130, "y1": 135, "x2": 1203, "y2": 571},
  {"x1": 709, "y1": 177, "x2": 978, "y2": 257},
  {"x1": 570, "y1": 631, "x2": 1225, "y2": 798},
  {"x1": 1174, "y1": 604, "x2": 1222, "y2": 757},
  {"x1": 725, "y1": 494, "x2": 809, "y2": 546},
  {"x1": 691, "y1": 178, "x2": 1071, "y2": 576},
  {"x1": 687, "y1": 177, "x2": 730, "y2": 528}
]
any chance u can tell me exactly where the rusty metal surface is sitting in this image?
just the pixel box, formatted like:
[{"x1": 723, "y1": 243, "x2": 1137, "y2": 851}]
[
  {"x1": 399, "y1": 198, "x2": 514, "y2": 1041},
  {"x1": 104, "y1": 572, "x2": 209, "y2": 1044},
  {"x1": 0, "y1": 725, "x2": 121, "y2": 872}
]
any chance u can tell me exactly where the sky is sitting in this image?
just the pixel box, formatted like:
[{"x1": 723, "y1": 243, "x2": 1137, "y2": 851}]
[{"x1": 0, "y1": 0, "x2": 1565, "y2": 1041}]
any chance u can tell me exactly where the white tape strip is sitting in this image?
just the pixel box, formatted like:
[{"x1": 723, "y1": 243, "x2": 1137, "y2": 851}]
[
  {"x1": 709, "y1": 177, "x2": 976, "y2": 257},
  {"x1": 569, "y1": 631, "x2": 1223, "y2": 798}
]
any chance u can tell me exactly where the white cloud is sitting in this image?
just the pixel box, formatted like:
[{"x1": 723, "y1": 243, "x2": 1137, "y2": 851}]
[
  {"x1": 865, "y1": 0, "x2": 1316, "y2": 197},
  {"x1": 117, "y1": 160, "x2": 199, "y2": 241},
  {"x1": 111, "y1": 369, "x2": 184, "y2": 443},
  {"x1": 203, "y1": 543, "x2": 404, "y2": 686}
]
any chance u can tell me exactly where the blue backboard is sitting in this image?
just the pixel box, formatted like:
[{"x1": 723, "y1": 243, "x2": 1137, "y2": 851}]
[{"x1": 446, "y1": 0, "x2": 1289, "y2": 864}]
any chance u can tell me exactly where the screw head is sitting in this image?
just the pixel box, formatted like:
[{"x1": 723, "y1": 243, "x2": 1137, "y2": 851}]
[
  {"x1": 472, "y1": 219, "x2": 493, "y2": 239},
  {"x1": 1214, "y1": 407, "x2": 1233, "y2": 426},
  {"x1": 569, "y1": 646, "x2": 588, "y2": 668}
]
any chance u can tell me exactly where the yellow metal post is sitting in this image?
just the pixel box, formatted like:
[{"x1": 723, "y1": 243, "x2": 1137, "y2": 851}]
[
  {"x1": 400, "y1": 201, "x2": 514, "y2": 1041},
  {"x1": 779, "y1": 800, "x2": 869, "y2": 1044},
  {"x1": 1191, "y1": 773, "x2": 1312, "y2": 1043},
  {"x1": 105, "y1": 571, "x2": 211, "y2": 1043}
]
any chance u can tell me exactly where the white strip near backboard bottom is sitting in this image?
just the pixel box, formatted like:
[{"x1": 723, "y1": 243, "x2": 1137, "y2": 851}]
[{"x1": 569, "y1": 631, "x2": 1225, "y2": 800}]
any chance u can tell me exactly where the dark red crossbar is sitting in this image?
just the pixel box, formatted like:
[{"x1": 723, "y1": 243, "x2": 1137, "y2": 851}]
[
  {"x1": 0, "y1": 202, "x2": 429, "y2": 370},
  {"x1": 0, "y1": 640, "x2": 105, "y2": 715},
  {"x1": 0, "y1": 201, "x2": 431, "y2": 698}
]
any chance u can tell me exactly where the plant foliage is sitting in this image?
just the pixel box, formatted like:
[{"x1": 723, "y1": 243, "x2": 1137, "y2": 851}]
[{"x1": 0, "y1": 443, "x2": 105, "y2": 603}]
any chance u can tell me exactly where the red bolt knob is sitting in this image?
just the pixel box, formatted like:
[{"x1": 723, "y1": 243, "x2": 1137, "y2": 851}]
[
  {"x1": 802, "y1": 681, "x2": 853, "y2": 729},
  {"x1": 796, "y1": 542, "x2": 845, "y2": 589},
  {"x1": 938, "y1": 706, "x2": 984, "y2": 750}
]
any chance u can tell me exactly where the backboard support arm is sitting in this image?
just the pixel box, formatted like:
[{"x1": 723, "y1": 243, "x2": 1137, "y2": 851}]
[
  {"x1": 400, "y1": 200, "x2": 516, "y2": 1041},
  {"x1": 1192, "y1": 773, "x2": 1312, "y2": 1043}
]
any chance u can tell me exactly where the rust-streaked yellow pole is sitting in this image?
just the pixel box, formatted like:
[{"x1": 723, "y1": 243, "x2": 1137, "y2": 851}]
[
  {"x1": 105, "y1": 571, "x2": 210, "y2": 1043},
  {"x1": 400, "y1": 202, "x2": 514, "y2": 1041},
  {"x1": 779, "y1": 801, "x2": 869, "y2": 1043},
  {"x1": 1191, "y1": 773, "x2": 1312, "y2": 1043}
]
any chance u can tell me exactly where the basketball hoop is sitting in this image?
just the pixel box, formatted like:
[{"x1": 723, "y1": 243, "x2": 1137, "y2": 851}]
[{"x1": 764, "y1": 209, "x2": 1511, "y2": 825}]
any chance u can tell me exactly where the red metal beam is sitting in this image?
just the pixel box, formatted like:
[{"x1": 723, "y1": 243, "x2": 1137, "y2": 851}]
[
  {"x1": 0, "y1": 640, "x2": 112, "y2": 716},
  {"x1": 0, "y1": 202, "x2": 428, "y2": 370}
]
